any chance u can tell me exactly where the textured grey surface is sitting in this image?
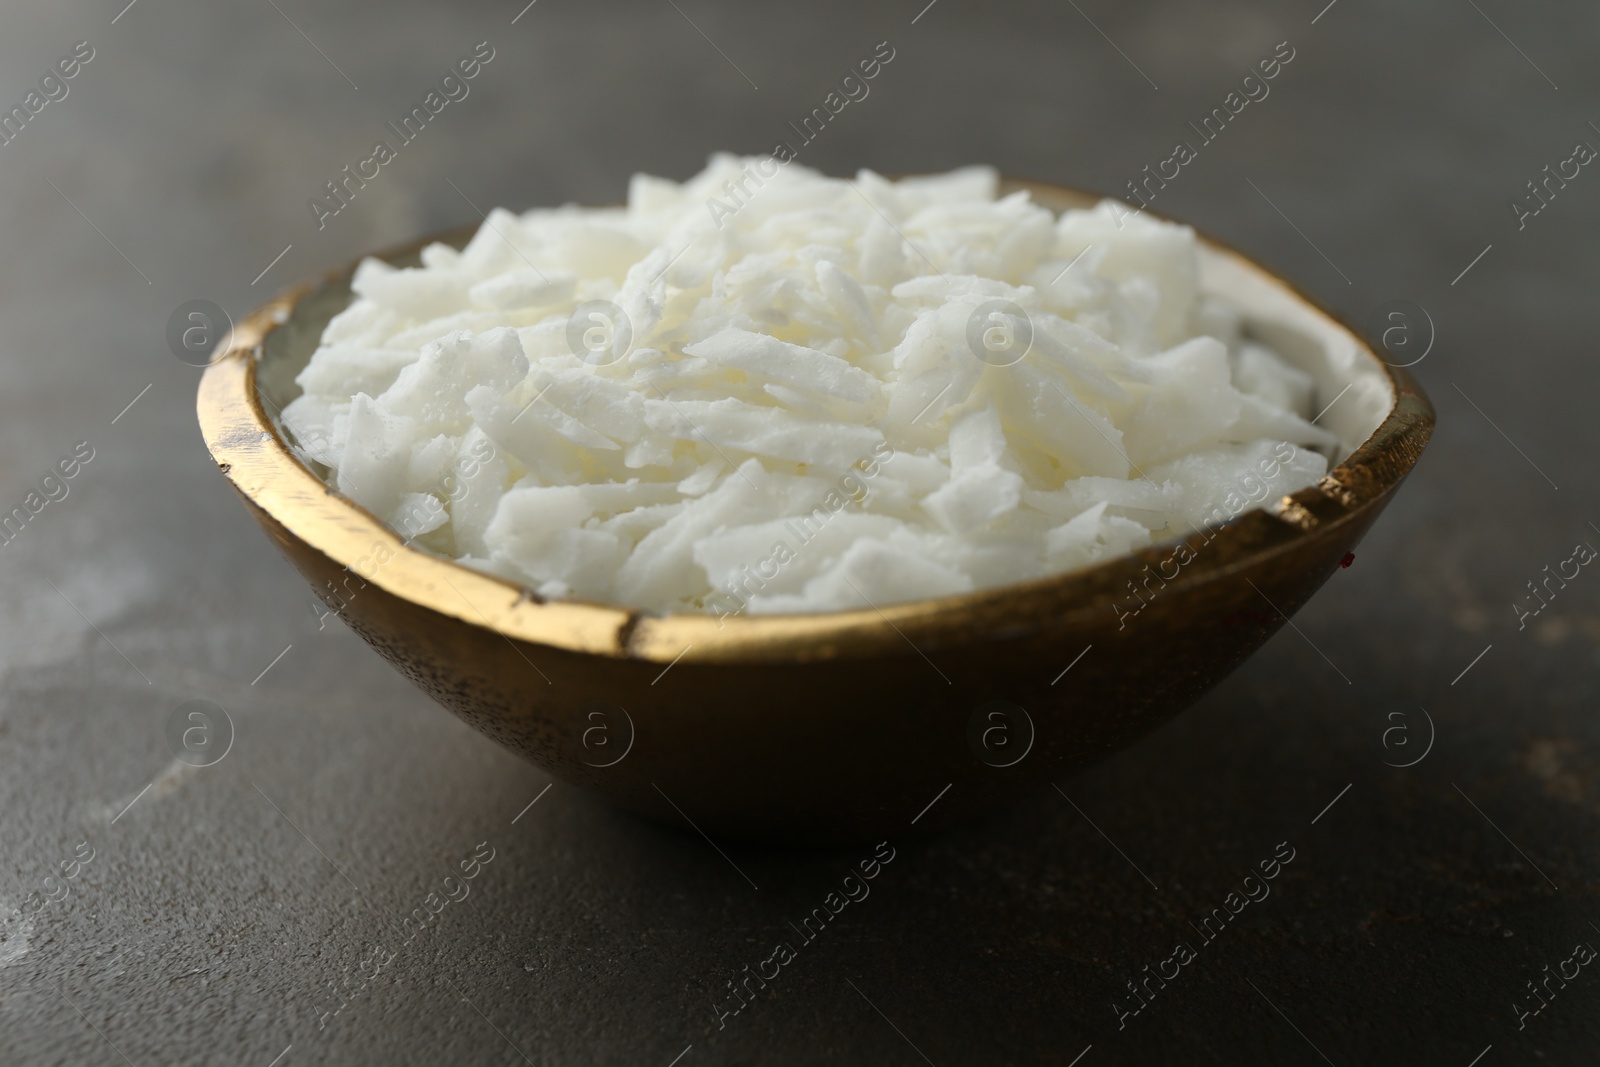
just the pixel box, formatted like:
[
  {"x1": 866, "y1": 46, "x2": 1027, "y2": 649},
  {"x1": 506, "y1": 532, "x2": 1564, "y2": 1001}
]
[{"x1": 1, "y1": 0, "x2": 1598, "y2": 1063}]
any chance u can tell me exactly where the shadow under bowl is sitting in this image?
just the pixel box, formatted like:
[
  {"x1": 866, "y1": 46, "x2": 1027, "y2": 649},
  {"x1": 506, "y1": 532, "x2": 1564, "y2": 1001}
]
[{"x1": 197, "y1": 179, "x2": 1433, "y2": 844}]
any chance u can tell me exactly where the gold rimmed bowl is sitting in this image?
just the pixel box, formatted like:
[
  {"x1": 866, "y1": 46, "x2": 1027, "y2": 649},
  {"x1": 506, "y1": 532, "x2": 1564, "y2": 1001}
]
[{"x1": 197, "y1": 180, "x2": 1433, "y2": 844}]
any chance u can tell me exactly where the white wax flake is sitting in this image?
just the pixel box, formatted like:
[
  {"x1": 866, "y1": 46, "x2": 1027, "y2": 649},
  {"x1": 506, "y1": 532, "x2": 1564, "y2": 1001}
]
[
  {"x1": 681, "y1": 329, "x2": 880, "y2": 404},
  {"x1": 1044, "y1": 502, "x2": 1153, "y2": 570},
  {"x1": 1121, "y1": 337, "x2": 1241, "y2": 467},
  {"x1": 922, "y1": 466, "x2": 1024, "y2": 535},
  {"x1": 469, "y1": 269, "x2": 577, "y2": 312},
  {"x1": 336, "y1": 393, "x2": 415, "y2": 519},
  {"x1": 379, "y1": 328, "x2": 529, "y2": 436},
  {"x1": 292, "y1": 156, "x2": 1338, "y2": 613},
  {"x1": 642, "y1": 397, "x2": 884, "y2": 470},
  {"x1": 295, "y1": 346, "x2": 418, "y2": 399},
  {"x1": 756, "y1": 535, "x2": 975, "y2": 613}
]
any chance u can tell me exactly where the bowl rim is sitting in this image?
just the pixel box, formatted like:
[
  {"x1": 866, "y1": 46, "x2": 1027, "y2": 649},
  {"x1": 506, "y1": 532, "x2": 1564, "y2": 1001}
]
[{"x1": 197, "y1": 176, "x2": 1434, "y2": 665}]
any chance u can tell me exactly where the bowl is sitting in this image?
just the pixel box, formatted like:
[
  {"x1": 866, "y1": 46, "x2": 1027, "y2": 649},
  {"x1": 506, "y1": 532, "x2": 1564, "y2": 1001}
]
[{"x1": 197, "y1": 178, "x2": 1433, "y2": 844}]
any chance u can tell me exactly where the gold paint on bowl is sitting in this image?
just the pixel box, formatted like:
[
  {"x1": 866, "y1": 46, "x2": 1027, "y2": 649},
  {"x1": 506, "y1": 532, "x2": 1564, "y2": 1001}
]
[{"x1": 197, "y1": 180, "x2": 1433, "y2": 844}]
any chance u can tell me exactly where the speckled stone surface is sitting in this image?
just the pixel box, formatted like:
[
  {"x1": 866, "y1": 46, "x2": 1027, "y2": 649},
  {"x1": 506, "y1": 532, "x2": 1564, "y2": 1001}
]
[{"x1": 1, "y1": 0, "x2": 1597, "y2": 1063}]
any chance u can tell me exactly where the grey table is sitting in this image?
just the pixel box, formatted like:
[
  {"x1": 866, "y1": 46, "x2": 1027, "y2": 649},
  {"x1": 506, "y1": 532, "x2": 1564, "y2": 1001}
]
[{"x1": 2, "y1": 0, "x2": 1597, "y2": 1063}]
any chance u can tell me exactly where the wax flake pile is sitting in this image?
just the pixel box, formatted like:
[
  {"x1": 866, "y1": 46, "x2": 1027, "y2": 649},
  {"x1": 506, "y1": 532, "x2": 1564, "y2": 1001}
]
[{"x1": 283, "y1": 156, "x2": 1336, "y2": 615}]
